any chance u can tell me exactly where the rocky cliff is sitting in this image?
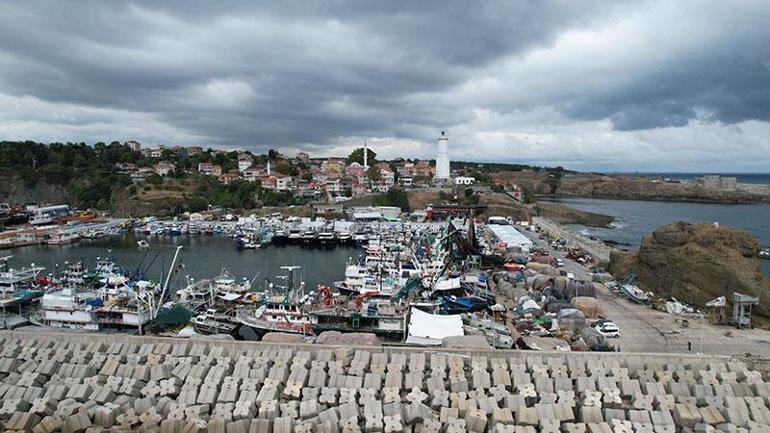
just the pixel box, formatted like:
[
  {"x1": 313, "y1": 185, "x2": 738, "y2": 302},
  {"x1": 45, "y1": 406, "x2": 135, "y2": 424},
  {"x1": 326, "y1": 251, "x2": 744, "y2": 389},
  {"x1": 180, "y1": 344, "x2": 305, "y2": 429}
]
[
  {"x1": 560, "y1": 174, "x2": 770, "y2": 203},
  {"x1": 0, "y1": 176, "x2": 72, "y2": 205},
  {"x1": 609, "y1": 222, "x2": 770, "y2": 318}
]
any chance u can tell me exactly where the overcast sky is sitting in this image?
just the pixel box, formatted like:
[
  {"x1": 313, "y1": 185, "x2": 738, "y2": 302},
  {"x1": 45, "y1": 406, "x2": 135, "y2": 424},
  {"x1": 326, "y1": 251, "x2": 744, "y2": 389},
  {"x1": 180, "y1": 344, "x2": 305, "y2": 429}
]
[{"x1": 1, "y1": 1, "x2": 769, "y2": 172}]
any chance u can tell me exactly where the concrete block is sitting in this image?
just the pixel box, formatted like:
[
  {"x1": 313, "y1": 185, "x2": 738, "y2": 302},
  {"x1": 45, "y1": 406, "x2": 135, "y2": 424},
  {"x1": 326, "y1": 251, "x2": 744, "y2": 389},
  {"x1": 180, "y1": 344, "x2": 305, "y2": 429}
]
[
  {"x1": 64, "y1": 411, "x2": 92, "y2": 433},
  {"x1": 674, "y1": 403, "x2": 703, "y2": 428},
  {"x1": 581, "y1": 406, "x2": 604, "y2": 424},
  {"x1": 700, "y1": 406, "x2": 727, "y2": 425},
  {"x1": 32, "y1": 415, "x2": 64, "y2": 433},
  {"x1": 5, "y1": 412, "x2": 42, "y2": 432},
  {"x1": 515, "y1": 407, "x2": 538, "y2": 426}
]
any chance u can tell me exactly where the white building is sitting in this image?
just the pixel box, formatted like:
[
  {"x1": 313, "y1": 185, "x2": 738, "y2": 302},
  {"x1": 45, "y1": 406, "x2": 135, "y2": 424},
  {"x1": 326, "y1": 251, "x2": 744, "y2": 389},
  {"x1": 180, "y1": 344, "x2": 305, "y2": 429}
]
[
  {"x1": 455, "y1": 176, "x2": 475, "y2": 185},
  {"x1": 487, "y1": 224, "x2": 534, "y2": 253},
  {"x1": 434, "y1": 131, "x2": 450, "y2": 180},
  {"x1": 238, "y1": 158, "x2": 252, "y2": 173}
]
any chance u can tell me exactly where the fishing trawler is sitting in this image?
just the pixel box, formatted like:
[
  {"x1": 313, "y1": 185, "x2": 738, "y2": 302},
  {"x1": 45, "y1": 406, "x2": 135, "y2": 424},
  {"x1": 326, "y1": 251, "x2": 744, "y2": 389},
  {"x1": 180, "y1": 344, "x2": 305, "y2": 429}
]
[
  {"x1": 40, "y1": 278, "x2": 160, "y2": 331},
  {"x1": 307, "y1": 279, "x2": 419, "y2": 341},
  {"x1": 59, "y1": 261, "x2": 86, "y2": 288},
  {"x1": 300, "y1": 229, "x2": 317, "y2": 245},
  {"x1": 0, "y1": 258, "x2": 45, "y2": 300},
  {"x1": 176, "y1": 268, "x2": 259, "y2": 312},
  {"x1": 38, "y1": 246, "x2": 183, "y2": 333},
  {"x1": 287, "y1": 227, "x2": 303, "y2": 244},
  {"x1": 272, "y1": 228, "x2": 289, "y2": 246},
  {"x1": 316, "y1": 227, "x2": 336, "y2": 247},
  {"x1": 235, "y1": 266, "x2": 312, "y2": 335}
]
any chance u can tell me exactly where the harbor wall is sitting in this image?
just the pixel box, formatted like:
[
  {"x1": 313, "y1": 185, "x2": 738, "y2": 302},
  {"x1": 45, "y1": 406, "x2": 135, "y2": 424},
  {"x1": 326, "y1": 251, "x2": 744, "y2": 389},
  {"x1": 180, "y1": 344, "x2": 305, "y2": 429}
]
[{"x1": 0, "y1": 329, "x2": 729, "y2": 364}]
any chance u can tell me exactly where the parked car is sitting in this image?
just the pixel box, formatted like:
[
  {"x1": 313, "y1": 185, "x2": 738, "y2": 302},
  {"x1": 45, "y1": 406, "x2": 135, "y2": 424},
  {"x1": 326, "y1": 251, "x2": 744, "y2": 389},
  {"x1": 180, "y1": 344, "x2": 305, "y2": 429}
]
[
  {"x1": 593, "y1": 320, "x2": 620, "y2": 338},
  {"x1": 555, "y1": 258, "x2": 564, "y2": 267}
]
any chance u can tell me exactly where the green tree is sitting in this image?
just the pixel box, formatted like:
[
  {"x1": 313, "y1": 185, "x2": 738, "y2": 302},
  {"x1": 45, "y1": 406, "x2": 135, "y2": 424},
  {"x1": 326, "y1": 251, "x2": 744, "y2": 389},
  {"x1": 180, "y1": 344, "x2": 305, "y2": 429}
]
[
  {"x1": 274, "y1": 161, "x2": 298, "y2": 176},
  {"x1": 366, "y1": 166, "x2": 381, "y2": 182},
  {"x1": 147, "y1": 173, "x2": 163, "y2": 185},
  {"x1": 186, "y1": 197, "x2": 209, "y2": 212},
  {"x1": 547, "y1": 169, "x2": 564, "y2": 194},
  {"x1": 347, "y1": 147, "x2": 377, "y2": 166},
  {"x1": 372, "y1": 188, "x2": 409, "y2": 211}
]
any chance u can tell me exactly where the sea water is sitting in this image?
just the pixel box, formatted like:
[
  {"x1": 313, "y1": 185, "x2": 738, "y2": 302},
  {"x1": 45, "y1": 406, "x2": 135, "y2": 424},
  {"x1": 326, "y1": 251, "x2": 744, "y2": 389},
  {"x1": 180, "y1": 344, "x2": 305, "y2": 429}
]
[
  {"x1": 8, "y1": 233, "x2": 356, "y2": 291},
  {"x1": 542, "y1": 197, "x2": 770, "y2": 276}
]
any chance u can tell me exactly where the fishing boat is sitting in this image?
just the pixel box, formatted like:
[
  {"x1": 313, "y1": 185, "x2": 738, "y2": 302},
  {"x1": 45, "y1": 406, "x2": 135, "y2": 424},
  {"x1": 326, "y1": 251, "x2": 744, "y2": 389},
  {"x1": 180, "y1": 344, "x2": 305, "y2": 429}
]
[
  {"x1": 301, "y1": 229, "x2": 317, "y2": 245},
  {"x1": 308, "y1": 285, "x2": 408, "y2": 341},
  {"x1": 235, "y1": 266, "x2": 312, "y2": 335},
  {"x1": 287, "y1": 228, "x2": 302, "y2": 244},
  {"x1": 47, "y1": 231, "x2": 80, "y2": 246},
  {"x1": 237, "y1": 236, "x2": 260, "y2": 249},
  {"x1": 39, "y1": 279, "x2": 159, "y2": 332},
  {"x1": 620, "y1": 284, "x2": 650, "y2": 304},
  {"x1": 60, "y1": 261, "x2": 86, "y2": 288},
  {"x1": 440, "y1": 295, "x2": 488, "y2": 314},
  {"x1": 352, "y1": 231, "x2": 369, "y2": 246},
  {"x1": 272, "y1": 228, "x2": 289, "y2": 246},
  {"x1": 316, "y1": 228, "x2": 336, "y2": 247},
  {"x1": 337, "y1": 231, "x2": 352, "y2": 245},
  {"x1": 260, "y1": 228, "x2": 274, "y2": 247},
  {"x1": 192, "y1": 309, "x2": 239, "y2": 335},
  {"x1": 760, "y1": 248, "x2": 769, "y2": 260},
  {"x1": 39, "y1": 246, "x2": 183, "y2": 333},
  {"x1": 0, "y1": 258, "x2": 46, "y2": 303}
]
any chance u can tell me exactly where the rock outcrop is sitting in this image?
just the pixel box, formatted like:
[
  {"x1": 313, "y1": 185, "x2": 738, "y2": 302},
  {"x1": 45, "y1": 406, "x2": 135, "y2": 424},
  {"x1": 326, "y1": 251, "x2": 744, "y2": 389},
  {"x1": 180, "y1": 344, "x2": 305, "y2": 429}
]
[
  {"x1": 609, "y1": 221, "x2": 770, "y2": 318},
  {"x1": 535, "y1": 202, "x2": 614, "y2": 227}
]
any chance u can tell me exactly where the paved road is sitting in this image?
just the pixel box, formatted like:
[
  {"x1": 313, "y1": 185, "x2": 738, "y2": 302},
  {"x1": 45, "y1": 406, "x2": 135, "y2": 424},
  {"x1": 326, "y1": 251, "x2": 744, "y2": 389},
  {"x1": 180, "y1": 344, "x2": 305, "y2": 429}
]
[{"x1": 520, "y1": 221, "x2": 770, "y2": 356}]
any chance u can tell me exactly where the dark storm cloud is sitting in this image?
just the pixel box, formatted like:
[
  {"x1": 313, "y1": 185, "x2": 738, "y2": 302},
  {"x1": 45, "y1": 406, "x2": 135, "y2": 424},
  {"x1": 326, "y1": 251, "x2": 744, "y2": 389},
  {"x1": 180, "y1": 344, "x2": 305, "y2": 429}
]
[
  {"x1": 562, "y1": 27, "x2": 770, "y2": 131},
  {"x1": 0, "y1": 0, "x2": 769, "y2": 166}
]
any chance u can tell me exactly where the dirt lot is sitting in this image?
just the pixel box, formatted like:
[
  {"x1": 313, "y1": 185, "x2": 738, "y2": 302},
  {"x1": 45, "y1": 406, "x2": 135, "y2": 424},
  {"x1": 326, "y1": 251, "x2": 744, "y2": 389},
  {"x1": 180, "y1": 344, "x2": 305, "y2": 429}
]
[{"x1": 524, "y1": 219, "x2": 770, "y2": 357}]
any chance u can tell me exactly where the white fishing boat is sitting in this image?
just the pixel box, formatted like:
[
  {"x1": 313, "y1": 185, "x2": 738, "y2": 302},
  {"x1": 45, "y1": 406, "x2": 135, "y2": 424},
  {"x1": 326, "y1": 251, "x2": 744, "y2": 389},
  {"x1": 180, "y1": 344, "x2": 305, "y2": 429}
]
[
  {"x1": 40, "y1": 278, "x2": 160, "y2": 331},
  {"x1": 39, "y1": 246, "x2": 183, "y2": 333},
  {"x1": 60, "y1": 261, "x2": 86, "y2": 288},
  {"x1": 620, "y1": 284, "x2": 650, "y2": 304},
  {"x1": 47, "y1": 231, "x2": 80, "y2": 245}
]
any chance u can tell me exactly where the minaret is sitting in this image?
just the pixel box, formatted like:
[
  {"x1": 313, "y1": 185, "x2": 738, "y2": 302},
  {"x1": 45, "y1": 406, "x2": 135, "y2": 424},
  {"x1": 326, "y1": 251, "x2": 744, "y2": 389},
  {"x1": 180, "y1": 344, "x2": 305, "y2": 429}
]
[
  {"x1": 363, "y1": 138, "x2": 369, "y2": 170},
  {"x1": 435, "y1": 131, "x2": 450, "y2": 179},
  {"x1": 267, "y1": 158, "x2": 271, "y2": 175}
]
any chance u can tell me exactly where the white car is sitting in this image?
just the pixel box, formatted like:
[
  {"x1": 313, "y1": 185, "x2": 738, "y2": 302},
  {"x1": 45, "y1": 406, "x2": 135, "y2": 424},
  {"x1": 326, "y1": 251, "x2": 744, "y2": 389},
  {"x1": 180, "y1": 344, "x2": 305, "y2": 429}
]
[{"x1": 594, "y1": 321, "x2": 620, "y2": 338}]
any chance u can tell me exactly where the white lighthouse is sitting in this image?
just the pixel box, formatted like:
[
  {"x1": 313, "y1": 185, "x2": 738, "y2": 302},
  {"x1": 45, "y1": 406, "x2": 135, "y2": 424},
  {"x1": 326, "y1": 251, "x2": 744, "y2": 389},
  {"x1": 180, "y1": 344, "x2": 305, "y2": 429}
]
[{"x1": 434, "y1": 131, "x2": 450, "y2": 180}]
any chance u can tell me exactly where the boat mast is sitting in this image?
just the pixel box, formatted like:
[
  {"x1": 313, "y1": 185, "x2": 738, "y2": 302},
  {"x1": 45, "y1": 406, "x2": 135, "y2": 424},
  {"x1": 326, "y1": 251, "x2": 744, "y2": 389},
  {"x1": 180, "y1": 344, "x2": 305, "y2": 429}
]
[{"x1": 156, "y1": 246, "x2": 183, "y2": 316}]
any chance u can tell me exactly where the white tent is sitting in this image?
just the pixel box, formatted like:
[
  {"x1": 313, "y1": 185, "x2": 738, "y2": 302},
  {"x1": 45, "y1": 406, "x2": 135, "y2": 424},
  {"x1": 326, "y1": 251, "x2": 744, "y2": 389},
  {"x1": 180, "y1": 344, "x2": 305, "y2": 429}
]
[{"x1": 406, "y1": 308, "x2": 463, "y2": 346}]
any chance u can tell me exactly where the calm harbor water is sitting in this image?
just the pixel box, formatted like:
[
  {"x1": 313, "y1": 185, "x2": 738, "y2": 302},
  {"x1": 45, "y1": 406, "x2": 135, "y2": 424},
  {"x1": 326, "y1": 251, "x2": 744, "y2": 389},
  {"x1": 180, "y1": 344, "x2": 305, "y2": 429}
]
[
  {"x1": 7, "y1": 233, "x2": 357, "y2": 291},
  {"x1": 542, "y1": 197, "x2": 770, "y2": 276}
]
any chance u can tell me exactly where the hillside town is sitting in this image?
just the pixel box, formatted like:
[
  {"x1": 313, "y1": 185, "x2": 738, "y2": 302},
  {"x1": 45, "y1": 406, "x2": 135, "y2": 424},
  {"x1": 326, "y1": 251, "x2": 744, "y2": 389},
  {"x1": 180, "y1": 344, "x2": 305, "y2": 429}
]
[{"x1": 119, "y1": 136, "x2": 474, "y2": 202}]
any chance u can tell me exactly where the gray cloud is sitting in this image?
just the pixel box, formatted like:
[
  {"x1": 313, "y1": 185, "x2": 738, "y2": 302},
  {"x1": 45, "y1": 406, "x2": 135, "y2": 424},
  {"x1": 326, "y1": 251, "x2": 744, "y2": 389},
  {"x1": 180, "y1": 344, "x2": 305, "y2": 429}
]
[{"x1": 0, "y1": 0, "x2": 768, "y2": 170}]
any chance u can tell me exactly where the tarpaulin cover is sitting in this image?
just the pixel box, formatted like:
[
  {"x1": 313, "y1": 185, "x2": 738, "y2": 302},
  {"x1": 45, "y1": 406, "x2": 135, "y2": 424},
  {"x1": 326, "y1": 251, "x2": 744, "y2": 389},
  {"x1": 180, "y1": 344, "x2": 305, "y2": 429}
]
[{"x1": 406, "y1": 307, "x2": 463, "y2": 346}]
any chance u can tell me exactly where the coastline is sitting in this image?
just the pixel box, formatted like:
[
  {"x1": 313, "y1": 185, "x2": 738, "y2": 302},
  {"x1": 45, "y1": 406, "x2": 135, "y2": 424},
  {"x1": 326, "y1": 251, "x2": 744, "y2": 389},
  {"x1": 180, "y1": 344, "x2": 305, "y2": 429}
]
[
  {"x1": 532, "y1": 215, "x2": 614, "y2": 263},
  {"x1": 542, "y1": 192, "x2": 770, "y2": 205}
]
